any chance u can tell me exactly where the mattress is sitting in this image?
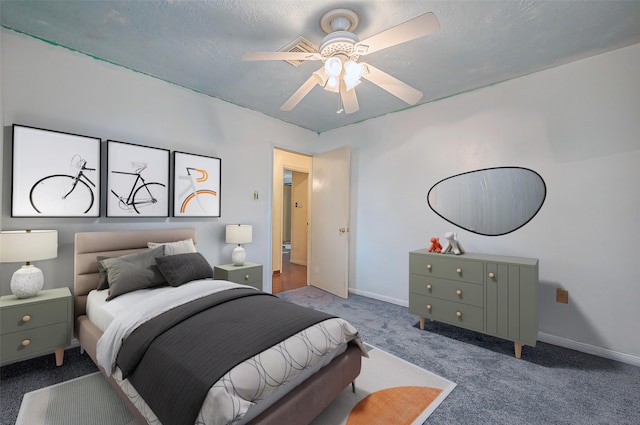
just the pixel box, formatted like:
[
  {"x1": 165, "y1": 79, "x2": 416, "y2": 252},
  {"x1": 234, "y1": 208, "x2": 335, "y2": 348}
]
[{"x1": 92, "y1": 280, "x2": 363, "y2": 425}]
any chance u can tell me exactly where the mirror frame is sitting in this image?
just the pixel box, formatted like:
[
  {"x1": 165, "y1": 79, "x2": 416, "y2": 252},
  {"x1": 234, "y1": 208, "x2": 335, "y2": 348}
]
[{"x1": 427, "y1": 166, "x2": 546, "y2": 236}]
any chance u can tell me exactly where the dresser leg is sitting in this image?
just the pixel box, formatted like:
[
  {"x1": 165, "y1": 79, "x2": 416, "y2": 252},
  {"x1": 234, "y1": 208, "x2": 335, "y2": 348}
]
[
  {"x1": 55, "y1": 347, "x2": 64, "y2": 366},
  {"x1": 419, "y1": 317, "x2": 425, "y2": 330},
  {"x1": 514, "y1": 342, "x2": 523, "y2": 359}
]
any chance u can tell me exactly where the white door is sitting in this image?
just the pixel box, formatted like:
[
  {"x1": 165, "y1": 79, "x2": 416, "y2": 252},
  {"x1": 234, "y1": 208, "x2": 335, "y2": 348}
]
[{"x1": 309, "y1": 146, "x2": 350, "y2": 298}]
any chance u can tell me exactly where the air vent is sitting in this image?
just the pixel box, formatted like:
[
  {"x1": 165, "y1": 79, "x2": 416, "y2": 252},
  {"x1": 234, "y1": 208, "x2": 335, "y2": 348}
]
[{"x1": 280, "y1": 36, "x2": 318, "y2": 67}]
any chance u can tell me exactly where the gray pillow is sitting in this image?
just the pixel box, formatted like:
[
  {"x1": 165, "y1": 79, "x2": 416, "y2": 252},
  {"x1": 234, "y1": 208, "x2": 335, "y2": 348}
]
[
  {"x1": 155, "y1": 252, "x2": 213, "y2": 287},
  {"x1": 102, "y1": 246, "x2": 166, "y2": 300},
  {"x1": 96, "y1": 255, "x2": 111, "y2": 290}
]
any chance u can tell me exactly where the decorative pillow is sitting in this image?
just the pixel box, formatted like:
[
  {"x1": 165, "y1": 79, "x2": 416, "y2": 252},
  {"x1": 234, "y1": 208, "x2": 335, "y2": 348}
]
[
  {"x1": 155, "y1": 252, "x2": 213, "y2": 287},
  {"x1": 147, "y1": 238, "x2": 196, "y2": 255},
  {"x1": 96, "y1": 256, "x2": 111, "y2": 291},
  {"x1": 102, "y1": 246, "x2": 166, "y2": 301}
]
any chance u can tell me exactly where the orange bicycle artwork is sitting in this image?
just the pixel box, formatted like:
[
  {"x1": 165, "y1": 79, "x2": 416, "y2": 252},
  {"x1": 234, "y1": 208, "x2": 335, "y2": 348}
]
[{"x1": 173, "y1": 152, "x2": 221, "y2": 217}]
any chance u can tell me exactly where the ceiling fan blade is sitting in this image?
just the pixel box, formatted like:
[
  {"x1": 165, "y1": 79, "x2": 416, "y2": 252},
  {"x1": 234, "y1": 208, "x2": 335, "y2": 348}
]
[
  {"x1": 361, "y1": 63, "x2": 423, "y2": 105},
  {"x1": 355, "y1": 12, "x2": 440, "y2": 56},
  {"x1": 242, "y1": 51, "x2": 322, "y2": 61},
  {"x1": 340, "y1": 79, "x2": 359, "y2": 114},
  {"x1": 280, "y1": 68, "x2": 324, "y2": 111}
]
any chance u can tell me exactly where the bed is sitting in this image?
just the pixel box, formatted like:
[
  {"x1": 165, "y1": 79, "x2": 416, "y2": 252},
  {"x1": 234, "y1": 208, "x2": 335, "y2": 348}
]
[{"x1": 74, "y1": 228, "x2": 363, "y2": 425}]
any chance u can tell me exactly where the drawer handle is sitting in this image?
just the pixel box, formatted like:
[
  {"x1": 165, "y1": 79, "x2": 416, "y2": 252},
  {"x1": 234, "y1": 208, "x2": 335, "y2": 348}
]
[
  {"x1": 488, "y1": 272, "x2": 495, "y2": 278},
  {"x1": 426, "y1": 264, "x2": 432, "y2": 270},
  {"x1": 21, "y1": 339, "x2": 31, "y2": 347},
  {"x1": 456, "y1": 311, "x2": 462, "y2": 318},
  {"x1": 22, "y1": 315, "x2": 31, "y2": 322},
  {"x1": 456, "y1": 268, "x2": 462, "y2": 274},
  {"x1": 426, "y1": 284, "x2": 432, "y2": 290},
  {"x1": 244, "y1": 274, "x2": 250, "y2": 281},
  {"x1": 456, "y1": 289, "x2": 462, "y2": 296},
  {"x1": 426, "y1": 304, "x2": 432, "y2": 310}
]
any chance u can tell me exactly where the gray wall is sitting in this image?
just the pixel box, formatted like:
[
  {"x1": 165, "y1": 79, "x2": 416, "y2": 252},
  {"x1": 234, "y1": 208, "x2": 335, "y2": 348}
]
[
  {"x1": 1, "y1": 29, "x2": 317, "y2": 295},
  {"x1": 2, "y1": 28, "x2": 639, "y2": 364}
]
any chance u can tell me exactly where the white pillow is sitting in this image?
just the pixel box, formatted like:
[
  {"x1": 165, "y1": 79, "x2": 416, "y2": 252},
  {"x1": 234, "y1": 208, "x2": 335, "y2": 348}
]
[{"x1": 148, "y1": 238, "x2": 196, "y2": 255}]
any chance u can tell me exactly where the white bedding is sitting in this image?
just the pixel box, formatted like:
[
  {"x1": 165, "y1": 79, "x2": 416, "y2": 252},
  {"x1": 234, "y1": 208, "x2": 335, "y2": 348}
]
[{"x1": 94, "y1": 280, "x2": 363, "y2": 425}]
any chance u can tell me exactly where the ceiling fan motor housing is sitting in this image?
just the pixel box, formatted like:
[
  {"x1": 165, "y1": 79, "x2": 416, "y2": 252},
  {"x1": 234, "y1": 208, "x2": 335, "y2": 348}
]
[{"x1": 319, "y1": 31, "x2": 360, "y2": 62}]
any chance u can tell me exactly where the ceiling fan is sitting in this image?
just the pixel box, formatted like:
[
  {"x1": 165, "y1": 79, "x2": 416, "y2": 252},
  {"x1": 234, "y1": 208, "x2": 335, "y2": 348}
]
[{"x1": 242, "y1": 8, "x2": 440, "y2": 114}]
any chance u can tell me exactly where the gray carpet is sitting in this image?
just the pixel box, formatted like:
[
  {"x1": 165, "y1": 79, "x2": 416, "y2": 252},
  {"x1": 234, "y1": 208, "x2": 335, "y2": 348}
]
[
  {"x1": 2, "y1": 286, "x2": 639, "y2": 425},
  {"x1": 277, "y1": 287, "x2": 640, "y2": 425}
]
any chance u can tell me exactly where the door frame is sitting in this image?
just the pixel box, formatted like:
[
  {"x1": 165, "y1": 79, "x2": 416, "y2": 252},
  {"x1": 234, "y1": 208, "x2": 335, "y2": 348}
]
[{"x1": 270, "y1": 146, "x2": 312, "y2": 292}]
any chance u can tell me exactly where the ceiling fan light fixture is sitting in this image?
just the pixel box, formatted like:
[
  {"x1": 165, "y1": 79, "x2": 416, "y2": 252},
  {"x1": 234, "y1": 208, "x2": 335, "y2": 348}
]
[
  {"x1": 343, "y1": 60, "x2": 363, "y2": 91},
  {"x1": 344, "y1": 76, "x2": 361, "y2": 91},
  {"x1": 324, "y1": 57, "x2": 342, "y2": 78},
  {"x1": 326, "y1": 76, "x2": 340, "y2": 90}
]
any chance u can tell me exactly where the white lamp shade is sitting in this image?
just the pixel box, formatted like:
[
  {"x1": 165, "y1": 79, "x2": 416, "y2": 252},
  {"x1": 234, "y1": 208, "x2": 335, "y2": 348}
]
[
  {"x1": 0, "y1": 230, "x2": 57, "y2": 299},
  {"x1": 226, "y1": 225, "x2": 252, "y2": 245},
  {"x1": 0, "y1": 230, "x2": 58, "y2": 263}
]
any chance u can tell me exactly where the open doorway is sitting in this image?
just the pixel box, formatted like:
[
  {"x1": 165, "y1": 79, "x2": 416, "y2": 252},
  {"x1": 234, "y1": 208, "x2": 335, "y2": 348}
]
[
  {"x1": 273, "y1": 168, "x2": 308, "y2": 294},
  {"x1": 271, "y1": 146, "x2": 350, "y2": 297}
]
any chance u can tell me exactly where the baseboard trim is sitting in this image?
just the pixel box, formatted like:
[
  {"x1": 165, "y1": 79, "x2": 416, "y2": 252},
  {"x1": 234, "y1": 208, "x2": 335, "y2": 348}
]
[
  {"x1": 537, "y1": 332, "x2": 640, "y2": 367},
  {"x1": 348, "y1": 289, "x2": 640, "y2": 366},
  {"x1": 348, "y1": 288, "x2": 408, "y2": 307}
]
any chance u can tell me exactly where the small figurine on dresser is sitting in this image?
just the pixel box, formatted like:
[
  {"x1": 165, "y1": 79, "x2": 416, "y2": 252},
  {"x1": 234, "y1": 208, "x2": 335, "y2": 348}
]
[
  {"x1": 442, "y1": 231, "x2": 464, "y2": 255},
  {"x1": 428, "y1": 237, "x2": 443, "y2": 253}
]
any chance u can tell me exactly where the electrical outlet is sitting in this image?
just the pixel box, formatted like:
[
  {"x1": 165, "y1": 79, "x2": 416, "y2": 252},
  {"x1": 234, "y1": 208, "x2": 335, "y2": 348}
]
[{"x1": 556, "y1": 288, "x2": 568, "y2": 304}]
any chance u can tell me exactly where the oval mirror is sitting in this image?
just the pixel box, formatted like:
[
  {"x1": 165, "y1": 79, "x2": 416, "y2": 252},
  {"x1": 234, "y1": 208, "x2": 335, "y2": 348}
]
[{"x1": 428, "y1": 167, "x2": 546, "y2": 236}]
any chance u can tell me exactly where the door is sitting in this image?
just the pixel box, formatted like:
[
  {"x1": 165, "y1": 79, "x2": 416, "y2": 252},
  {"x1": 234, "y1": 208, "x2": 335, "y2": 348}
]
[
  {"x1": 309, "y1": 146, "x2": 350, "y2": 298},
  {"x1": 290, "y1": 171, "x2": 308, "y2": 266}
]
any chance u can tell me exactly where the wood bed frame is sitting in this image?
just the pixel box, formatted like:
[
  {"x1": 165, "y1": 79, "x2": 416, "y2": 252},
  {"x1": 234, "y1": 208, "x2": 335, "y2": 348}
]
[{"x1": 74, "y1": 228, "x2": 362, "y2": 425}]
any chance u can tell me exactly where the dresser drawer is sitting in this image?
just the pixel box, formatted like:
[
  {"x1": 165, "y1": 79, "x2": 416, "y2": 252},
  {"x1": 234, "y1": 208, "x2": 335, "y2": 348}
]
[
  {"x1": 410, "y1": 275, "x2": 483, "y2": 307},
  {"x1": 0, "y1": 322, "x2": 69, "y2": 362},
  {"x1": 0, "y1": 298, "x2": 68, "y2": 335},
  {"x1": 409, "y1": 294, "x2": 484, "y2": 331},
  {"x1": 409, "y1": 253, "x2": 484, "y2": 284}
]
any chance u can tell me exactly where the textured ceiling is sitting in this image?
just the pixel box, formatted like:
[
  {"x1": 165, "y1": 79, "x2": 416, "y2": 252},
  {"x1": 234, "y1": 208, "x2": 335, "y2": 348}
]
[{"x1": 2, "y1": 1, "x2": 640, "y2": 133}]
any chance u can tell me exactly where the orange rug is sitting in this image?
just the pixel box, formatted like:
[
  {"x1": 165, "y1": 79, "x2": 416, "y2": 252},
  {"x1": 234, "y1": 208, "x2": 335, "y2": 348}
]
[
  {"x1": 347, "y1": 386, "x2": 443, "y2": 424},
  {"x1": 311, "y1": 345, "x2": 456, "y2": 425}
]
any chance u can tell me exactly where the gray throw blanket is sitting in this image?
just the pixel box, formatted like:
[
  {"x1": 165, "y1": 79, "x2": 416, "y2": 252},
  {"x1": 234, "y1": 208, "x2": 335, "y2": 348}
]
[{"x1": 117, "y1": 288, "x2": 335, "y2": 425}]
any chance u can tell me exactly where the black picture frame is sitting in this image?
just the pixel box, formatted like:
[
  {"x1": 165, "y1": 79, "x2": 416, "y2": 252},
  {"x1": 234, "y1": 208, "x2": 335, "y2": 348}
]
[
  {"x1": 11, "y1": 124, "x2": 101, "y2": 217},
  {"x1": 106, "y1": 140, "x2": 170, "y2": 217},
  {"x1": 172, "y1": 151, "x2": 221, "y2": 217}
]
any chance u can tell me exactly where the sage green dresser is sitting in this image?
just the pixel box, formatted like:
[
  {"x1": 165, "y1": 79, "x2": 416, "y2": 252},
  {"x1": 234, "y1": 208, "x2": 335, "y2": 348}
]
[
  {"x1": 0, "y1": 287, "x2": 72, "y2": 366},
  {"x1": 409, "y1": 249, "x2": 538, "y2": 358},
  {"x1": 214, "y1": 262, "x2": 263, "y2": 291}
]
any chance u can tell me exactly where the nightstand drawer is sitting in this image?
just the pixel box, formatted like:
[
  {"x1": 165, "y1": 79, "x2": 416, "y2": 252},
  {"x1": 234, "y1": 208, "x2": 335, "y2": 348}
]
[
  {"x1": 409, "y1": 275, "x2": 483, "y2": 307},
  {"x1": 409, "y1": 294, "x2": 484, "y2": 331},
  {"x1": 0, "y1": 298, "x2": 69, "y2": 335},
  {"x1": 224, "y1": 267, "x2": 262, "y2": 285},
  {"x1": 409, "y1": 253, "x2": 484, "y2": 284},
  {"x1": 0, "y1": 322, "x2": 69, "y2": 362},
  {"x1": 214, "y1": 263, "x2": 263, "y2": 291}
]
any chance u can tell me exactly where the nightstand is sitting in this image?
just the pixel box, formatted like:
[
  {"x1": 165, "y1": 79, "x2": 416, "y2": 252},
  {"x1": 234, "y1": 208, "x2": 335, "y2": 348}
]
[
  {"x1": 214, "y1": 262, "x2": 263, "y2": 291},
  {"x1": 0, "y1": 287, "x2": 72, "y2": 366}
]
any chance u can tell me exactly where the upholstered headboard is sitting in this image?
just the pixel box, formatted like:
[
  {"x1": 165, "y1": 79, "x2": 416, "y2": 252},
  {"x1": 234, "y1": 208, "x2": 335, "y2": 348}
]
[{"x1": 73, "y1": 228, "x2": 197, "y2": 323}]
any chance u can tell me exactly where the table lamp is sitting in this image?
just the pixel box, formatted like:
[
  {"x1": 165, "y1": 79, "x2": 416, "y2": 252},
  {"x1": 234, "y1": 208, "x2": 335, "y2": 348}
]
[
  {"x1": 225, "y1": 224, "x2": 252, "y2": 266},
  {"x1": 0, "y1": 230, "x2": 58, "y2": 298}
]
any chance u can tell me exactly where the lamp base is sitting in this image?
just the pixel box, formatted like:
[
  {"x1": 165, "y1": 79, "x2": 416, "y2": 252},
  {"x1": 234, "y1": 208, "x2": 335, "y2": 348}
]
[
  {"x1": 11, "y1": 265, "x2": 44, "y2": 298},
  {"x1": 231, "y1": 245, "x2": 247, "y2": 266}
]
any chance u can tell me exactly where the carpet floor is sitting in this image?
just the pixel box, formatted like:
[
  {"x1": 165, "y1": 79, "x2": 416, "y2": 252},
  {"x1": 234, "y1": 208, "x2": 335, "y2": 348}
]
[{"x1": 2, "y1": 286, "x2": 640, "y2": 425}]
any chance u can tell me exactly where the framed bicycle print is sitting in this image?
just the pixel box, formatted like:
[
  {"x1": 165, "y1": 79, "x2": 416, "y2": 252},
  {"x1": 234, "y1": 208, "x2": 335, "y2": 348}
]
[
  {"x1": 173, "y1": 151, "x2": 221, "y2": 217},
  {"x1": 11, "y1": 124, "x2": 101, "y2": 217},
  {"x1": 106, "y1": 140, "x2": 170, "y2": 217}
]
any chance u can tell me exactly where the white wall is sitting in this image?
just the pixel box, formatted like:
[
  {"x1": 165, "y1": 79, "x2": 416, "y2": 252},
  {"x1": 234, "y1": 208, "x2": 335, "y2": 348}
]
[
  {"x1": 3, "y1": 28, "x2": 639, "y2": 363},
  {"x1": 1, "y1": 30, "x2": 317, "y2": 294},
  {"x1": 319, "y1": 43, "x2": 640, "y2": 363}
]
